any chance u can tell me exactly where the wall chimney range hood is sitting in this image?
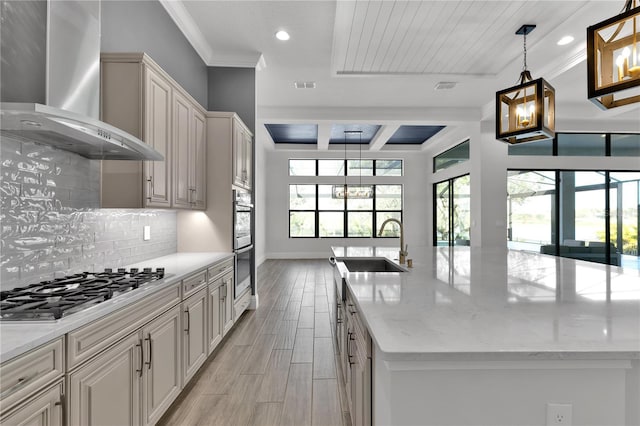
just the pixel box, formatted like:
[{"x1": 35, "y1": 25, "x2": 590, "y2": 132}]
[
  {"x1": 0, "y1": 0, "x2": 163, "y2": 161},
  {"x1": 0, "y1": 103, "x2": 164, "y2": 161}
]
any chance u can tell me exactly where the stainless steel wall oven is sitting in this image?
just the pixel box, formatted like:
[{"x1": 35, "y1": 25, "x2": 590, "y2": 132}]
[{"x1": 233, "y1": 190, "x2": 253, "y2": 299}]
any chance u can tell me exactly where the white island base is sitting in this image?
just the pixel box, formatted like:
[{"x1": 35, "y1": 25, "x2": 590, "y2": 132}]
[{"x1": 374, "y1": 351, "x2": 639, "y2": 425}]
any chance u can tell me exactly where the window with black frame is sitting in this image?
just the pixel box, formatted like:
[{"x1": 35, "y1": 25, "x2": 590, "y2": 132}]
[
  {"x1": 434, "y1": 174, "x2": 470, "y2": 246},
  {"x1": 507, "y1": 170, "x2": 640, "y2": 270},
  {"x1": 288, "y1": 159, "x2": 403, "y2": 238}
]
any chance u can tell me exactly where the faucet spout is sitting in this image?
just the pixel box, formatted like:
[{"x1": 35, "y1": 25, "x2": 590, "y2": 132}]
[{"x1": 378, "y1": 218, "x2": 407, "y2": 264}]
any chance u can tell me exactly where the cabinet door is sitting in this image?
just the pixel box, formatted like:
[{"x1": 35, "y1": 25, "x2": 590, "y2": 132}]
[
  {"x1": 191, "y1": 108, "x2": 207, "y2": 209},
  {"x1": 232, "y1": 120, "x2": 245, "y2": 188},
  {"x1": 222, "y1": 274, "x2": 235, "y2": 335},
  {"x1": 208, "y1": 282, "x2": 222, "y2": 354},
  {"x1": 142, "y1": 305, "x2": 181, "y2": 426},
  {"x1": 243, "y1": 130, "x2": 252, "y2": 190},
  {"x1": 144, "y1": 66, "x2": 172, "y2": 208},
  {"x1": 0, "y1": 381, "x2": 63, "y2": 426},
  {"x1": 172, "y1": 91, "x2": 191, "y2": 209},
  {"x1": 68, "y1": 333, "x2": 141, "y2": 426},
  {"x1": 183, "y1": 288, "x2": 208, "y2": 384}
]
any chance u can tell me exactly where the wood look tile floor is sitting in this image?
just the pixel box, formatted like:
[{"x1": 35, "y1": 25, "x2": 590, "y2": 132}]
[{"x1": 158, "y1": 260, "x2": 350, "y2": 426}]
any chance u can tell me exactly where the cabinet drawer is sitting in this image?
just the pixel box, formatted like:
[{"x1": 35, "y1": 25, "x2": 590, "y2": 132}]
[
  {"x1": 234, "y1": 288, "x2": 251, "y2": 320},
  {"x1": 183, "y1": 270, "x2": 207, "y2": 298},
  {"x1": 0, "y1": 338, "x2": 64, "y2": 412},
  {"x1": 67, "y1": 283, "x2": 181, "y2": 370},
  {"x1": 207, "y1": 258, "x2": 234, "y2": 283}
]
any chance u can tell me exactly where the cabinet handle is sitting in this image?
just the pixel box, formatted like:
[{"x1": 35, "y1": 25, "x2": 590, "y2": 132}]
[
  {"x1": 136, "y1": 338, "x2": 144, "y2": 377},
  {"x1": 347, "y1": 330, "x2": 355, "y2": 365},
  {"x1": 0, "y1": 370, "x2": 40, "y2": 398},
  {"x1": 220, "y1": 283, "x2": 226, "y2": 301},
  {"x1": 185, "y1": 309, "x2": 190, "y2": 334},
  {"x1": 55, "y1": 390, "x2": 66, "y2": 425},
  {"x1": 145, "y1": 333, "x2": 152, "y2": 369},
  {"x1": 146, "y1": 176, "x2": 153, "y2": 201}
]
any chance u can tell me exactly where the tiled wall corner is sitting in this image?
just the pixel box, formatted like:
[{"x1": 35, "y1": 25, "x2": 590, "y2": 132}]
[{"x1": 1, "y1": 137, "x2": 177, "y2": 290}]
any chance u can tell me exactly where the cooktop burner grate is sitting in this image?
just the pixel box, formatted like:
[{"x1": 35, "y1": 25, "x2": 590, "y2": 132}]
[{"x1": 0, "y1": 268, "x2": 165, "y2": 321}]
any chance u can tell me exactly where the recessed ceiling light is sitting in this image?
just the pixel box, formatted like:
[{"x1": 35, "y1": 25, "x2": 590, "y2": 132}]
[
  {"x1": 275, "y1": 30, "x2": 290, "y2": 41},
  {"x1": 557, "y1": 35, "x2": 574, "y2": 46}
]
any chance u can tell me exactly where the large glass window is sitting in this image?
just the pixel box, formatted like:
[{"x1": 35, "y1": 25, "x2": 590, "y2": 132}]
[
  {"x1": 508, "y1": 170, "x2": 640, "y2": 269},
  {"x1": 508, "y1": 132, "x2": 640, "y2": 157},
  {"x1": 434, "y1": 175, "x2": 470, "y2": 246},
  {"x1": 290, "y1": 184, "x2": 403, "y2": 238},
  {"x1": 290, "y1": 159, "x2": 403, "y2": 176},
  {"x1": 433, "y1": 140, "x2": 470, "y2": 172},
  {"x1": 507, "y1": 171, "x2": 557, "y2": 253}
]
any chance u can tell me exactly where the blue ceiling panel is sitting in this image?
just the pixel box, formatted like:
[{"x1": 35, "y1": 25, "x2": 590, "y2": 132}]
[
  {"x1": 265, "y1": 124, "x2": 318, "y2": 144},
  {"x1": 329, "y1": 124, "x2": 381, "y2": 144},
  {"x1": 387, "y1": 125, "x2": 446, "y2": 144}
]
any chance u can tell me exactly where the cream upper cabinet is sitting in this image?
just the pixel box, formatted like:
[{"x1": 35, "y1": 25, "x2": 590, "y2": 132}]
[
  {"x1": 100, "y1": 53, "x2": 206, "y2": 210},
  {"x1": 172, "y1": 90, "x2": 191, "y2": 209},
  {"x1": 143, "y1": 66, "x2": 172, "y2": 208},
  {"x1": 232, "y1": 117, "x2": 253, "y2": 190},
  {"x1": 191, "y1": 108, "x2": 207, "y2": 209}
]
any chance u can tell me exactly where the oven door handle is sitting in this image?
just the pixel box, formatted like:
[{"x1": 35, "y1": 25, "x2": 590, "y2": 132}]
[{"x1": 235, "y1": 244, "x2": 254, "y2": 255}]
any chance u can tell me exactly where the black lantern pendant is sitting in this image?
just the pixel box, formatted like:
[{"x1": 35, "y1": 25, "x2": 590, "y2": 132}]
[
  {"x1": 496, "y1": 25, "x2": 556, "y2": 144},
  {"x1": 332, "y1": 130, "x2": 373, "y2": 199},
  {"x1": 587, "y1": 0, "x2": 640, "y2": 109}
]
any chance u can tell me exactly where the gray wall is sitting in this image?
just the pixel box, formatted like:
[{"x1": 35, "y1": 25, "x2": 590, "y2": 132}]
[
  {"x1": 0, "y1": 136, "x2": 177, "y2": 290},
  {"x1": 208, "y1": 67, "x2": 256, "y2": 133},
  {"x1": 101, "y1": 0, "x2": 208, "y2": 108}
]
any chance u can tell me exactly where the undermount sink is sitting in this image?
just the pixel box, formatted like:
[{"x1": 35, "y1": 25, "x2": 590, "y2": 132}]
[{"x1": 341, "y1": 258, "x2": 407, "y2": 273}]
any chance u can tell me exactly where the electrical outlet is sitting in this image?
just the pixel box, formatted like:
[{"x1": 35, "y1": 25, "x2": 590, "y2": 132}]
[
  {"x1": 143, "y1": 226, "x2": 151, "y2": 241},
  {"x1": 546, "y1": 403, "x2": 572, "y2": 425}
]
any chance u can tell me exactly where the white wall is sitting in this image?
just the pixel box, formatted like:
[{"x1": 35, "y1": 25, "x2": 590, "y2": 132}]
[{"x1": 264, "y1": 148, "x2": 430, "y2": 259}]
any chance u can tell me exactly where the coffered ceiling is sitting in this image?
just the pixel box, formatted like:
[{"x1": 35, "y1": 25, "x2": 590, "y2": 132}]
[{"x1": 162, "y1": 0, "x2": 640, "y2": 151}]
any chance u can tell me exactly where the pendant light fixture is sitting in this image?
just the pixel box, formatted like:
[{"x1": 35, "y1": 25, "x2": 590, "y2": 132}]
[
  {"x1": 332, "y1": 130, "x2": 373, "y2": 199},
  {"x1": 587, "y1": 0, "x2": 640, "y2": 109},
  {"x1": 495, "y1": 25, "x2": 555, "y2": 144}
]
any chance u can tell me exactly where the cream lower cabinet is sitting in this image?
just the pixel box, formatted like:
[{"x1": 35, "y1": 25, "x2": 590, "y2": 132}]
[
  {"x1": 0, "y1": 381, "x2": 64, "y2": 426},
  {"x1": 207, "y1": 281, "x2": 223, "y2": 353},
  {"x1": 344, "y1": 291, "x2": 372, "y2": 426},
  {"x1": 182, "y1": 288, "x2": 208, "y2": 384},
  {"x1": 221, "y1": 273, "x2": 234, "y2": 335},
  {"x1": 68, "y1": 305, "x2": 181, "y2": 426}
]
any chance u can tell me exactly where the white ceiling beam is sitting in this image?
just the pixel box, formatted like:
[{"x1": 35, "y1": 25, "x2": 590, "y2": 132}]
[
  {"x1": 258, "y1": 106, "x2": 481, "y2": 125},
  {"x1": 317, "y1": 123, "x2": 332, "y2": 151},
  {"x1": 369, "y1": 125, "x2": 400, "y2": 152}
]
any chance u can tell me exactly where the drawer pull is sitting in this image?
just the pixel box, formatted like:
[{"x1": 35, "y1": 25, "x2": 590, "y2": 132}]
[
  {"x1": 0, "y1": 371, "x2": 40, "y2": 398},
  {"x1": 185, "y1": 309, "x2": 190, "y2": 334}
]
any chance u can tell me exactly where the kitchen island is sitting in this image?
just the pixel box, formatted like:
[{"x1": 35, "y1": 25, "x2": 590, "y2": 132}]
[{"x1": 332, "y1": 246, "x2": 640, "y2": 426}]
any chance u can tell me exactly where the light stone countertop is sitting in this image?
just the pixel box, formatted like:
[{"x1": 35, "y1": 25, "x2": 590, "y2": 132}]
[
  {"x1": 332, "y1": 246, "x2": 640, "y2": 362},
  {"x1": 0, "y1": 252, "x2": 233, "y2": 363}
]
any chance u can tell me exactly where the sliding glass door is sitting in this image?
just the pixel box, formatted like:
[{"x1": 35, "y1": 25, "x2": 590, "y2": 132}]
[
  {"x1": 434, "y1": 175, "x2": 470, "y2": 246},
  {"x1": 508, "y1": 170, "x2": 640, "y2": 269}
]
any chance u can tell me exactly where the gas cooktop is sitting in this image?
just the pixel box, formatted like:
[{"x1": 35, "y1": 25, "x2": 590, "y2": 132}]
[{"x1": 0, "y1": 268, "x2": 165, "y2": 321}]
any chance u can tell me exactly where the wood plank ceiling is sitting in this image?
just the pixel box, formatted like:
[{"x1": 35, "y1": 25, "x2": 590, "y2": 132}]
[{"x1": 332, "y1": 1, "x2": 588, "y2": 76}]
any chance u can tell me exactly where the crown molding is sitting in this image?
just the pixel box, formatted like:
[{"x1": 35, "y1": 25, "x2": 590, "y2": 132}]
[{"x1": 158, "y1": 0, "x2": 214, "y2": 65}]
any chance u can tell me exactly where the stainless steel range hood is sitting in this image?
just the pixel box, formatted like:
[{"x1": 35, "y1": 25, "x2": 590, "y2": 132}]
[
  {"x1": 0, "y1": 103, "x2": 164, "y2": 160},
  {"x1": 0, "y1": 0, "x2": 163, "y2": 161}
]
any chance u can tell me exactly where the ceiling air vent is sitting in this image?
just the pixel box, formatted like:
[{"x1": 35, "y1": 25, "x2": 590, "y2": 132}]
[
  {"x1": 294, "y1": 81, "x2": 316, "y2": 89},
  {"x1": 434, "y1": 81, "x2": 457, "y2": 90}
]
